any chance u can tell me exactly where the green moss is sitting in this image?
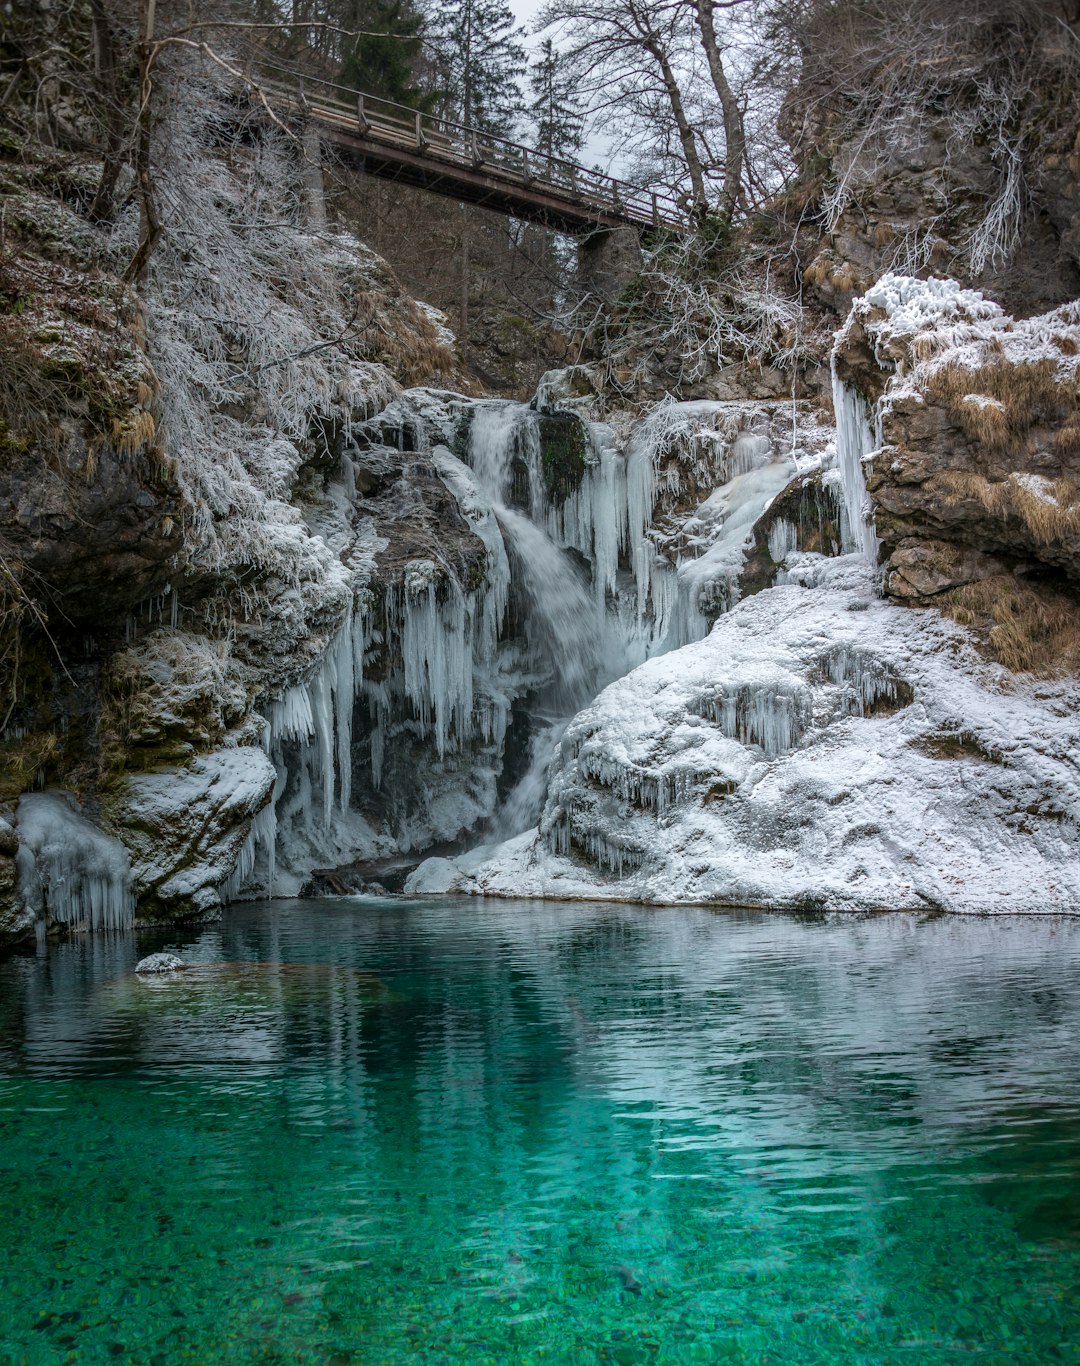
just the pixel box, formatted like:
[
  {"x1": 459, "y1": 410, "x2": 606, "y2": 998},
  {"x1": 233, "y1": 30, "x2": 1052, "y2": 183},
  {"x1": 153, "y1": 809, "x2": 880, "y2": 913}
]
[
  {"x1": 463, "y1": 550, "x2": 488, "y2": 594},
  {"x1": 450, "y1": 409, "x2": 473, "y2": 460},
  {"x1": 740, "y1": 473, "x2": 845, "y2": 600},
  {"x1": 537, "y1": 413, "x2": 588, "y2": 500}
]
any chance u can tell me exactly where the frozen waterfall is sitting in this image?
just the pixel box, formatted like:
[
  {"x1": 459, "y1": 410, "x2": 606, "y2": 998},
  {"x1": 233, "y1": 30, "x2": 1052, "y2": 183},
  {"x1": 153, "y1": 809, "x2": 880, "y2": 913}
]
[
  {"x1": 227, "y1": 383, "x2": 821, "y2": 894},
  {"x1": 831, "y1": 361, "x2": 880, "y2": 564}
]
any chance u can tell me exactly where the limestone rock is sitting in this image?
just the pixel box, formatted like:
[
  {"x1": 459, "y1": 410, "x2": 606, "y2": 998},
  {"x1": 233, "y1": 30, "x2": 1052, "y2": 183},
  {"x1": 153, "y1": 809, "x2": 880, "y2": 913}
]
[
  {"x1": 886, "y1": 539, "x2": 1009, "y2": 600},
  {"x1": 110, "y1": 744, "x2": 276, "y2": 921},
  {"x1": 833, "y1": 277, "x2": 1080, "y2": 604}
]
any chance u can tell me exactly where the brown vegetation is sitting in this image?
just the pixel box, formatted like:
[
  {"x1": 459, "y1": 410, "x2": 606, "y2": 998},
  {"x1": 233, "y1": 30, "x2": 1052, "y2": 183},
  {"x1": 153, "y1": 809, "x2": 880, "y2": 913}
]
[
  {"x1": 940, "y1": 574, "x2": 1080, "y2": 675},
  {"x1": 925, "y1": 356, "x2": 1079, "y2": 456},
  {"x1": 933, "y1": 469, "x2": 1080, "y2": 547}
]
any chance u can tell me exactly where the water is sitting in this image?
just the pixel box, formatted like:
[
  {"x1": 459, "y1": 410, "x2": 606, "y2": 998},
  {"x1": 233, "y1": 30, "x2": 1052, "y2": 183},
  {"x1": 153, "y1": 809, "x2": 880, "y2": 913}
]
[
  {"x1": 2, "y1": 901, "x2": 1080, "y2": 1365},
  {"x1": 467, "y1": 404, "x2": 609, "y2": 833}
]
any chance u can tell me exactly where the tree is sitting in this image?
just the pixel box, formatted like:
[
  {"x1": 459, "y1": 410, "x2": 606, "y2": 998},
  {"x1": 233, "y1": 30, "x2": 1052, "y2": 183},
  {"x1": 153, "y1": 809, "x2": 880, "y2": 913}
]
[
  {"x1": 427, "y1": 0, "x2": 525, "y2": 136},
  {"x1": 338, "y1": 0, "x2": 431, "y2": 109},
  {"x1": 539, "y1": 0, "x2": 710, "y2": 215},
  {"x1": 528, "y1": 37, "x2": 584, "y2": 163},
  {"x1": 690, "y1": 0, "x2": 748, "y2": 218}
]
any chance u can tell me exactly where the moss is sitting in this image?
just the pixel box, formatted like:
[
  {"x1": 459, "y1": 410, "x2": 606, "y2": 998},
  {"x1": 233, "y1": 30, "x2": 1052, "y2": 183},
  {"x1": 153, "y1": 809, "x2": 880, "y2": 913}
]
[
  {"x1": 450, "y1": 408, "x2": 472, "y2": 461},
  {"x1": 537, "y1": 413, "x2": 588, "y2": 500},
  {"x1": 462, "y1": 550, "x2": 488, "y2": 594},
  {"x1": 740, "y1": 472, "x2": 845, "y2": 599},
  {"x1": 106, "y1": 740, "x2": 197, "y2": 775}
]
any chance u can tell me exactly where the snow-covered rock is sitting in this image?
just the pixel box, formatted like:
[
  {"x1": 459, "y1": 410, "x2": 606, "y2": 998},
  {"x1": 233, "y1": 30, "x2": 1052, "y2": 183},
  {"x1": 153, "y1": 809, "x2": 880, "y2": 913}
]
[
  {"x1": 109, "y1": 745, "x2": 276, "y2": 919},
  {"x1": 410, "y1": 556, "x2": 1080, "y2": 913},
  {"x1": 135, "y1": 952, "x2": 185, "y2": 974}
]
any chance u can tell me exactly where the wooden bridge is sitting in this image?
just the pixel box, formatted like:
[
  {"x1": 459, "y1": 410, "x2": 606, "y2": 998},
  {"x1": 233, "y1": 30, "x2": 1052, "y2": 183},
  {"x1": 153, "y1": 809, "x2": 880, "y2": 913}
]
[{"x1": 251, "y1": 61, "x2": 686, "y2": 238}]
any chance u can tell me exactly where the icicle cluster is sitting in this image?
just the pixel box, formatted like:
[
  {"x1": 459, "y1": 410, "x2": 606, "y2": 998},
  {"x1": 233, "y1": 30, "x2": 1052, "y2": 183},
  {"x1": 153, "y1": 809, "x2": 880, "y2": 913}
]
[
  {"x1": 822, "y1": 645, "x2": 911, "y2": 716},
  {"x1": 767, "y1": 518, "x2": 799, "y2": 564},
  {"x1": 694, "y1": 680, "x2": 812, "y2": 757},
  {"x1": 545, "y1": 813, "x2": 646, "y2": 877},
  {"x1": 16, "y1": 793, "x2": 134, "y2": 932},
  {"x1": 576, "y1": 751, "x2": 705, "y2": 815}
]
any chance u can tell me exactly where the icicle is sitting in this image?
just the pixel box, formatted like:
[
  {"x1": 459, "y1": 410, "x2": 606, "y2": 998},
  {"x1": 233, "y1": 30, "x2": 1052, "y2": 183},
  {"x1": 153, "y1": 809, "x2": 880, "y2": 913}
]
[
  {"x1": 831, "y1": 360, "x2": 880, "y2": 563},
  {"x1": 695, "y1": 681, "x2": 812, "y2": 757},
  {"x1": 400, "y1": 561, "x2": 474, "y2": 756},
  {"x1": 824, "y1": 645, "x2": 909, "y2": 716},
  {"x1": 16, "y1": 792, "x2": 134, "y2": 932},
  {"x1": 767, "y1": 518, "x2": 799, "y2": 563}
]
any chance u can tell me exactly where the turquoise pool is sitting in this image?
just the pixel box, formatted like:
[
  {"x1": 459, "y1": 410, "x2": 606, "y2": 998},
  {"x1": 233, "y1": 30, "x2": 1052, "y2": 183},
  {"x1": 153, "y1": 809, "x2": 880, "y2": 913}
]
[{"x1": 1, "y1": 899, "x2": 1079, "y2": 1364}]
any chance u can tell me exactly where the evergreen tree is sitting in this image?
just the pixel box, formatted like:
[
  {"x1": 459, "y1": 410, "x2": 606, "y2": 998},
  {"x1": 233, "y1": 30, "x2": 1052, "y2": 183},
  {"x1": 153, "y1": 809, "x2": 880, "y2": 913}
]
[
  {"x1": 528, "y1": 37, "x2": 584, "y2": 163},
  {"x1": 428, "y1": 0, "x2": 525, "y2": 136},
  {"x1": 339, "y1": 0, "x2": 431, "y2": 110}
]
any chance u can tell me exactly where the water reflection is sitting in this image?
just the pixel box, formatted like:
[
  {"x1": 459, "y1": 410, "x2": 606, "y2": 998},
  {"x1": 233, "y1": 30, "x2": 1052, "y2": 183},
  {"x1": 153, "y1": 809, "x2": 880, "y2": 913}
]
[{"x1": 0, "y1": 900, "x2": 1079, "y2": 1364}]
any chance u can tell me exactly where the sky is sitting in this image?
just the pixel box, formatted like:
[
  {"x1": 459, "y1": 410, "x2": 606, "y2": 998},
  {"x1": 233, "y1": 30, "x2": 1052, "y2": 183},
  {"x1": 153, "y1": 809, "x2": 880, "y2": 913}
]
[{"x1": 507, "y1": 0, "x2": 621, "y2": 172}]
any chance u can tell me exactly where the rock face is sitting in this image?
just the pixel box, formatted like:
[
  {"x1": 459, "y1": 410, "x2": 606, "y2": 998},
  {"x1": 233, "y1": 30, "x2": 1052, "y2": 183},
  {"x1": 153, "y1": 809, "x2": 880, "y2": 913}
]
[
  {"x1": 784, "y1": 8, "x2": 1080, "y2": 321},
  {"x1": 0, "y1": 118, "x2": 467, "y2": 943},
  {"x1": 832, "y1": 276, "x2": 1080, "y2": 672}
]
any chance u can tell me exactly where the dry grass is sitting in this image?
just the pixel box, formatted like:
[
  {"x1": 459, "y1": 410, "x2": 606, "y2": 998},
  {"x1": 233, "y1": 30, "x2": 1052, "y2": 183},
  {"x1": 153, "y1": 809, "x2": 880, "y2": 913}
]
[
  {"x1": 1054, "y1": 416, "x2": 1080, "y2": 458},
  {"x1": 941, "y1": 574, "x2": 1080, "y2": 676},
  {"x1": 108, "y1": 408, "x2": 157, "y2": 458},
  {"x1": 926, "y1": 356, "x2": 1079, "y2": 456},
  {"x1": 932, "y1": 469, "x2": 1080, "y2": 545}
]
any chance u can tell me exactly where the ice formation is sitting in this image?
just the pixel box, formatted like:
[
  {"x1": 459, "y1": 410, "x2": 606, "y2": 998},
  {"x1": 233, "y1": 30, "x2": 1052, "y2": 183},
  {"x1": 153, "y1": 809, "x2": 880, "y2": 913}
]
[
  {"x1": 831, "y1": 363, "x2": 880, "y2": 563},
  {"x1": 409, "y1": 555, "x2": 1080, "y2": 914},
  {"x1": 16, "y1": 793, "x2": 134, "y2": 932}
]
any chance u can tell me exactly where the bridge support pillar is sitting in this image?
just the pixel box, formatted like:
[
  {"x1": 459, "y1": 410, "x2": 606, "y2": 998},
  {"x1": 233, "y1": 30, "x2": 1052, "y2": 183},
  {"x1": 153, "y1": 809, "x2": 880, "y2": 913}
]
[
  {"x1": 577, "y1": 226, "x2": 642, "y2": 309},
  {"x1": 301, "y1": 123, "x2": 326, "y2": 231}
]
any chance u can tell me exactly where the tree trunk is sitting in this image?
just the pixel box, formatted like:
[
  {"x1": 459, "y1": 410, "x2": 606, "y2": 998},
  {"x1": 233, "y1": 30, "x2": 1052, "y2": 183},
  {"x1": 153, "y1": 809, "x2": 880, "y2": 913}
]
[
  {"x1": 123, "y1": 0, "x2": 162, "y2": 285},
  {"x1": 694, "y1": 0, "x2": 746, "y2": 218},
  {"x1": 646, "y1": 38, "x2": 709, "y2": 217},
  {"x1": 459, "y1": 206, "x2": 470, "y2": 350},
  {"x1": 301, "y1": 123, "x2": 326, "y2": 230},
  {"x1": 87, "y1": 0, "x2": 126, "y2": 224}
]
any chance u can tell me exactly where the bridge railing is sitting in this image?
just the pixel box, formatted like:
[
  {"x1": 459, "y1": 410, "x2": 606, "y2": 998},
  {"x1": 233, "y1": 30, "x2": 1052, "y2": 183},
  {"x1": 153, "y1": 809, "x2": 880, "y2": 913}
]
[{"x1": 245, "y1": 58, "x2": 685, "y2": 233}]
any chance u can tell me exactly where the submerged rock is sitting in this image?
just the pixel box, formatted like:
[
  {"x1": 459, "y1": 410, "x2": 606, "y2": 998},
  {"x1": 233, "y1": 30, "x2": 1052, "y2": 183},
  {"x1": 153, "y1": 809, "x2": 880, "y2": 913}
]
[{"x1": 135, "y1": 952, "x2": 186, "y2": 974}]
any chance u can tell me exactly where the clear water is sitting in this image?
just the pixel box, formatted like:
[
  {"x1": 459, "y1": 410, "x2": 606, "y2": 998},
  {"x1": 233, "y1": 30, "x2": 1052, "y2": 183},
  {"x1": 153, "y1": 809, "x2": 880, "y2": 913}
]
[{"x1": 2, "y1": 899, "x2": 1080, "y2": 1366}]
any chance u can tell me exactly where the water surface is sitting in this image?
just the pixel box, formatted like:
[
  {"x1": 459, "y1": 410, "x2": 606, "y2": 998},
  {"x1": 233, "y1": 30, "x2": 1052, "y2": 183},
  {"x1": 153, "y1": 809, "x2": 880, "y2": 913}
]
[{"x1": 2, "y1": 899, "x2": 1080, "y2": 1364}]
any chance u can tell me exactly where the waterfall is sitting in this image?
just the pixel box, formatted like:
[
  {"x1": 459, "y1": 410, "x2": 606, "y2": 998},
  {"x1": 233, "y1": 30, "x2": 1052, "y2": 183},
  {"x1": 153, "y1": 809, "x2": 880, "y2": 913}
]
[
  {"x1": 831, "y1": 361, "x2": 880, "y2": 563},
  {"x1": 466, "y1": 404, "x2": 612, "y2": 834},
  {"x1": 226, "y1": 385, "x2": 813, "y2": 891}
]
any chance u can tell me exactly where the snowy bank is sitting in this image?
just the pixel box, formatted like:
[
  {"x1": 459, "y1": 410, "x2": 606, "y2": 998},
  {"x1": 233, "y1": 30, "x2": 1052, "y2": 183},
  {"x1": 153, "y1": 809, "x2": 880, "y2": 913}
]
[{"x1": 409, "y1": 556, "x2": 1080, "y2": 914}]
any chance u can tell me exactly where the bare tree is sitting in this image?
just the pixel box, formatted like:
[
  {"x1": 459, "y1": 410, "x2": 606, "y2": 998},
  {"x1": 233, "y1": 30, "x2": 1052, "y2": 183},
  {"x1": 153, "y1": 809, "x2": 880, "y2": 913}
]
[{"x1": 540, "y1": 0, "x2": 711, "y2": 215}]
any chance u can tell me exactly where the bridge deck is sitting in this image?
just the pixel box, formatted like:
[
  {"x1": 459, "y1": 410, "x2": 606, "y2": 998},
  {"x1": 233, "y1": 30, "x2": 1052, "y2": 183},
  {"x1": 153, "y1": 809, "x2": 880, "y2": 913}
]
[{"x1": 253, "y1": 67, "x2": 685, "y2": 238}]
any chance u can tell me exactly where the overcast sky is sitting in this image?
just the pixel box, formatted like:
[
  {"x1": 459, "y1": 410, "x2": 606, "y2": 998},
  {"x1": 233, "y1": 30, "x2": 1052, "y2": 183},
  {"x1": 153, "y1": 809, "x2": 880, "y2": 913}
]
[{"x1": 507, "y1": 0, "x2": 621, "y2": 172}]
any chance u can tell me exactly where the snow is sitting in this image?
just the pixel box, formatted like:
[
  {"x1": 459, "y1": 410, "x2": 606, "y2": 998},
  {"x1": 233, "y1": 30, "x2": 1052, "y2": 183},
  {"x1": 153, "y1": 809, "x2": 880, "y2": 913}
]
[
  {"x1": 136, "y1": 953, "x2": 186, "y2": 974},
  {"x1": 16, "y1": 792, "x2": 134, "y2": 932},
  {"x1": 840, "y1": 273, "x2": 1080, "y2": 395},
  {"x1": 409, "y1": 555, "x2": 1080, "y2": 914}
]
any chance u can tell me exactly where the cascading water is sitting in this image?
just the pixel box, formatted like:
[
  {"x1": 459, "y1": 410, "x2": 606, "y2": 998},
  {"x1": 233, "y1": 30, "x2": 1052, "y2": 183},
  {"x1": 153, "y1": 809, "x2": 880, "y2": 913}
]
[
  {"x1": 465, "y1": 404, "x2": 615, "y2": 834},
  {"x1": 230, "y1": 381, "x2": 815, "y2": 895}
]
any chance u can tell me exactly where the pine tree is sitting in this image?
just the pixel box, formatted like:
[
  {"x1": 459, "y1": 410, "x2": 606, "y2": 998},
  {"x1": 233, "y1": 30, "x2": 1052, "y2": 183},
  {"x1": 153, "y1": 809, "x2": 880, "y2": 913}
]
[
  {"x1": 338, "y1": 0, "x2": 431, "y2": 110},
  {"x1": 428, "y1": 0, "x2": 525, "y2": 137},
  {"x1": 528, "y1": 38, "x2": 584, "y2": 164}
]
